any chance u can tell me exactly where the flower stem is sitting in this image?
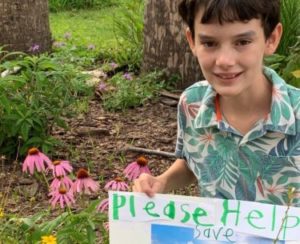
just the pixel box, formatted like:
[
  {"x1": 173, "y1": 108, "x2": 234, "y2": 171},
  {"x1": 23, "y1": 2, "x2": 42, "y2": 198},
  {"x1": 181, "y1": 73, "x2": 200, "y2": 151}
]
[
  {"x1": 66, "y1": 205, "x2": 73, "y2": 215},
  {"x1": 273, "y1": 186, "x2": 295, "y2": 243},
  {"x1": 41, "y1": 172, "x2": 50, "y2": 190}
]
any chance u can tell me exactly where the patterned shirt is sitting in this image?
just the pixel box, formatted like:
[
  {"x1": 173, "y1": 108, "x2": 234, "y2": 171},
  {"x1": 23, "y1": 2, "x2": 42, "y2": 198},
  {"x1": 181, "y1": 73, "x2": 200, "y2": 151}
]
[{"x1": 175, "y1": 67, "x2": 300, "y2": 206}]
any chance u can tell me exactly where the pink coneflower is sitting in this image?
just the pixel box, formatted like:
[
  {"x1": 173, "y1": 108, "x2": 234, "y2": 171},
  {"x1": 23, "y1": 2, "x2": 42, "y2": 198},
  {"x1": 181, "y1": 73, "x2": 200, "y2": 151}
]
[
  {"x1": 22, "y1": 147, "x2": 51, "y2": 175},
  {"x1": 96, "y1": 198, "x2": 109, "y2": 213},
  {"x1": 49, "y1": 160, "x2": 73, "y2": 177},
  {"x1": 124, "y1": 157, "x2": 151, "y2": 180},
  {"x1": 50, "y1": 175, "x2": 73, "y2": 191},
  {"x1": 104, "y1": 177, "x2": 129, "y2": 191},
  {"x1": 49, "y1": 185, "x2": 75, "y2": 208},
  {"x1": 73, "y1": 168, "x2": 99, "y2": 194},
  {"x1": 124, "y1": 156, "x2": 151, "y2": 181}
]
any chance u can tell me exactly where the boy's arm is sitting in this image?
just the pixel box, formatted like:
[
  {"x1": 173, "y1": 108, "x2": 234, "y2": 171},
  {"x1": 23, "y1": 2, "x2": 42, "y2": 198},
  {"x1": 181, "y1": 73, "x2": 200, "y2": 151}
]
[
  {"x1": 133, "y1": 158, "x2": 197, "y2": 197},
  {"x1": 158, "y1": 158, "x2": 197, "y2": 192}
]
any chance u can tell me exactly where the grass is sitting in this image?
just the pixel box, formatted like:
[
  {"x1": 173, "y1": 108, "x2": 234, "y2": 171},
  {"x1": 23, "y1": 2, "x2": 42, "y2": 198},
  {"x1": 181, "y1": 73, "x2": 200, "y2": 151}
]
[{"x1": 49, "y1": 8, "x2": 119, "y2": 52}]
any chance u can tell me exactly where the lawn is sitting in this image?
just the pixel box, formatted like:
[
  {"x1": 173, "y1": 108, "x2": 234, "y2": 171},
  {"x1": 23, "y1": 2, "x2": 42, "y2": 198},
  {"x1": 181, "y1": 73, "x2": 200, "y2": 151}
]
[{"x1": 50, "y1": 8, "x2": 119, "y2": 52}]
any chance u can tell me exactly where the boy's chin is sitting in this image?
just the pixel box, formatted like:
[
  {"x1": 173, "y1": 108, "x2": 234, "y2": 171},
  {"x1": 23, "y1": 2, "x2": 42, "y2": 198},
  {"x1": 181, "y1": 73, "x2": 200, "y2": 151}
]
[{"x1": 215, "y1": 87, "x2": 243, "y2": 98}]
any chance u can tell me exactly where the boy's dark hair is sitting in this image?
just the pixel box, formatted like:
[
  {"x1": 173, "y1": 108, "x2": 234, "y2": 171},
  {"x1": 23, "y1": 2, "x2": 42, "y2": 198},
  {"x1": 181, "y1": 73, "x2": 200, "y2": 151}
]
[{"x1": 178, "y1": 0, "x2": 280, "y2": 39}]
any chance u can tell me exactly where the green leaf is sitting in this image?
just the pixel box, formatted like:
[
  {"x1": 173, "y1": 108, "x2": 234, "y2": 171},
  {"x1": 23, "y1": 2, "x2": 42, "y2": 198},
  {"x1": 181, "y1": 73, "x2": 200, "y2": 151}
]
[
  {"x1": 41, "y1": 212, "x2": 68, "y2": 233},
  {"x1": 28, "y1": 229, "x2": 44, "y2": 243},
  {"x1": 86, "y1": 225, "x2": 96, "y2": 244},
  {"x1": 0, "y1": 95, "x2": 11, "y2": 112},
  {"x1": 20, "y1": 123, "x2": 30, "y2": 141},
  {"x1": 25, "y1": 137, "x2": 43, "y2": 145}
]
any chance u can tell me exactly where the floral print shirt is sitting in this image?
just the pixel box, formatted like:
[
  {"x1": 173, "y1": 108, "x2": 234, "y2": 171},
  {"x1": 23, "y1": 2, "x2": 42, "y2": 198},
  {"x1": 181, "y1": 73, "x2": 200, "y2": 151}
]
[{"x1": 175, "y1": 67, "x2": 300, "y2": 206}]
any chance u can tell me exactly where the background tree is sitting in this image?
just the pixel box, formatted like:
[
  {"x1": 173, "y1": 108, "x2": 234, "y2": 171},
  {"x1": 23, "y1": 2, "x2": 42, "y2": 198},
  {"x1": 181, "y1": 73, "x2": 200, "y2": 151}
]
[
  {"x1": 142, "y1": 0, "x2": 202, "y2": 89},
  {"x1": 0, "y1": 0, "x2": 52, "y2": 53}
]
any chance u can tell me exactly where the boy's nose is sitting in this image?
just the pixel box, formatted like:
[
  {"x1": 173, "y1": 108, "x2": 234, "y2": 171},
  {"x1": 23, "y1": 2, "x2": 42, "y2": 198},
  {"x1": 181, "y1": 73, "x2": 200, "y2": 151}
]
[{"x1": 215, "y1": 49, "x2": 236, "y2": 68}]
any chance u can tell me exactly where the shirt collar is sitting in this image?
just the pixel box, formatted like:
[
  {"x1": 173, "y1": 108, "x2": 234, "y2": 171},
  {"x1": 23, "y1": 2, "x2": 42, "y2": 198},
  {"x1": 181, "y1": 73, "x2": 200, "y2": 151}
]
[{"x1": 194, "y1": 67, "x2": 296, "y2": 135}]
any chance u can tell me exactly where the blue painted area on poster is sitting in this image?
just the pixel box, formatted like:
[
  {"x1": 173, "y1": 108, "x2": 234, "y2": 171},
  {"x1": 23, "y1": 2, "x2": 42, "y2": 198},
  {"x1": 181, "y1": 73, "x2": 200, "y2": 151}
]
[
  {"x1": 151, "y1": 224, "x2": 286, "y2": 244},
  {"x1": 151, "y1": 224, "x2": 194, "y2": 244}
]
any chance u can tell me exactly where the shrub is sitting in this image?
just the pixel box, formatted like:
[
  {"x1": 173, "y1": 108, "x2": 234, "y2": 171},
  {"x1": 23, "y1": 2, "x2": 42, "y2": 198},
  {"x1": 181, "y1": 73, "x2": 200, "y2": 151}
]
[
  {"x1": 112, "y1": 0, "x2": 145, "y2": 72},
  {"x1": 277, "y1": 0, "x2": 300, "y2": 56},
  {"x1": 265, "y1": 0, "x2": 300, "y2": 87},
  {"x1": 0, "y1": 49, "x2": 93, "y2": 159},
  {"x1": 52, "y1": 39, "x2": 97, "y2": 69},
  {"x1": 0, "y1": 202, "x2": 107, "y2": 243},
  {"x1": 102, "y1": 70, "x2": 166, "y2": 111},
  {"x1": 265, "y1": 36, "x2": 300, "y2": 87}
]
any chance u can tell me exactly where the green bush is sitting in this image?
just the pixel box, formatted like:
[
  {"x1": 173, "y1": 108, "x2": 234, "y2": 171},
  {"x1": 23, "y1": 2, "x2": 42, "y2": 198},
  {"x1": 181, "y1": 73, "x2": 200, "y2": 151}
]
[
  {"x1": 52, "y1": 40, "x2": 97, "y2": 69},
  {"x1": 265, "y1": 36, "x2": 300, "y2": 87},
  {"x1": 102, "y1": 71, "x2": 166, "y2": 111},
  {"x1": 0, "y1": 201, "x2": 107, "y2": 243},
  {"x1": 0, "y1": 49, "x2": 93, "y2": 159},
  {"x1": 277, "y1": 0, "x2": 300, "y2": 56},
  {"x1": 265, "y1": 0, "x2": 300, "y2": 87},
  {"x1": 112, "y1": 0, "x2": 145, "y2": 71}
]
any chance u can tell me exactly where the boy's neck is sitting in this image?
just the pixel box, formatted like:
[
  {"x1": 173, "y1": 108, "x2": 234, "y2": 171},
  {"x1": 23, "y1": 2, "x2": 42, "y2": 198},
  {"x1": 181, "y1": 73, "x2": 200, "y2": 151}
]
[{"x1": 220, "y1": 74, "x2": 272, "y2": 114}]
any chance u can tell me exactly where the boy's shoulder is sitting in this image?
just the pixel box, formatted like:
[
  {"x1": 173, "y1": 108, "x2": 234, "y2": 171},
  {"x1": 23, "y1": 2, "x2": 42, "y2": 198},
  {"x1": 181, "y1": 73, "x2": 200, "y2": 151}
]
[
  {"x1": 287, "y1": 83, "x2": 300, "y2": 99},
  {"x1": 287, "y1": 84, "x2": 300, "y2": 118}
]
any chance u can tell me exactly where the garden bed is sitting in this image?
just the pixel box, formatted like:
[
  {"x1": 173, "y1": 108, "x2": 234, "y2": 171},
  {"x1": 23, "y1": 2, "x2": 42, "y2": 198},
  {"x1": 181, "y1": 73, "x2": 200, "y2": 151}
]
[{"x1": 0, "y1": 92, "x2": 198, "y2": 242}]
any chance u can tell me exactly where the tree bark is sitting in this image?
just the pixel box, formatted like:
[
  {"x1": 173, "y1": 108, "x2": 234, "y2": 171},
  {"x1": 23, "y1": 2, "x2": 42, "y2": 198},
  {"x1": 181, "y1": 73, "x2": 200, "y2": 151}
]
[
  {"x1": 0, "y1": 0, "x2": 52, "y2": 53},
  {"x1": 142, "y1": 0, "x2": 203, "y2": 89}
]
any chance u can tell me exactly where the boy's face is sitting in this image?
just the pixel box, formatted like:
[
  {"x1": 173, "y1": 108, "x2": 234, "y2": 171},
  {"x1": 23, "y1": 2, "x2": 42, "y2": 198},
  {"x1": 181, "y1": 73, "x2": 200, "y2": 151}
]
[{"x1": 186, "y1": 9, "x2": 282, "y2": 98}]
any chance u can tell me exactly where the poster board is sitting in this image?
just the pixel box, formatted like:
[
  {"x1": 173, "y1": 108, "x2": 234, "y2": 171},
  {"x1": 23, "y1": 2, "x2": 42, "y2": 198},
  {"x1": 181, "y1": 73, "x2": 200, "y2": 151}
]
[{"x1": 109, "y1": 191, "x2": 300, "y2": 244}]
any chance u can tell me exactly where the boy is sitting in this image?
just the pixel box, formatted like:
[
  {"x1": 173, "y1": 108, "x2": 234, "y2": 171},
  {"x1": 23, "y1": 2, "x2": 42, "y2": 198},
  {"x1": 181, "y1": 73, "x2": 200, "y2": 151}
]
[{"x1": 133, "y1": 0, "x2": 300, "y2": 206}]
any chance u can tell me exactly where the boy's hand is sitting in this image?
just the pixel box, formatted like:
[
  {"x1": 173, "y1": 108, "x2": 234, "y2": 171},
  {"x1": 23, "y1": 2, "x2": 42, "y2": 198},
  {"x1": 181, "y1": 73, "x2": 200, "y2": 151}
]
[{"x1": 132, "y1": 173, "x2": 166, "y2": 197}]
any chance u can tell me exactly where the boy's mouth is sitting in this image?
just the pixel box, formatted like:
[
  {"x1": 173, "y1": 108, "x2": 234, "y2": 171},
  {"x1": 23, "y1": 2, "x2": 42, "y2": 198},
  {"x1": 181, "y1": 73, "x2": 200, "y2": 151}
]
[{"x1": 214, "y1": 72, "x2": 243, "y2": 80}]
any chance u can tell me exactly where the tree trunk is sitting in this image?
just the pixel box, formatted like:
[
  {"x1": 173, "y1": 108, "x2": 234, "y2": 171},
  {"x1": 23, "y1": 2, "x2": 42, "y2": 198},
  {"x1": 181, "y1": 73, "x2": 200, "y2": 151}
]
[
  {"x1": 142, "y1": 0, "x2": 203, "y2": 89},
  {"x1": 0, "y1": 0, "x2": 52, "y2": 53}
]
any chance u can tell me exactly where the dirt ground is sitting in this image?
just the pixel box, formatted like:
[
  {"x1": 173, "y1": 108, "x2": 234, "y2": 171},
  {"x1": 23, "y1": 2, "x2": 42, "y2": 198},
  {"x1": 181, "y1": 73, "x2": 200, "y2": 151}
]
[{"x1": 1, "y1": 91, "x2": 198, "y2": 216}]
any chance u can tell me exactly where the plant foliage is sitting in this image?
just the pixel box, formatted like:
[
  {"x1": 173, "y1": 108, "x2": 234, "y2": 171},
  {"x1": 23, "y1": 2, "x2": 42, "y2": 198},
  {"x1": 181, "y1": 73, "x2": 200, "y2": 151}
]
[
  {"x1": 265, "y1": 0, "x2": 300, "y2": 87},
  {"x1": 0, "y1": 201, "x2": 107, "y2": 243},
  {"x1": 277, "y1": 0, "x2": 300, "y2": 56},
  {"x1": 0, "y1": 49, "x2": 93, "y2": 159},
  {"x1": 102, "y1": 71, "x2": 166, "y2": 111},
  {"x1": 265, "y1": 36, "x2": 300, "y2": 87},
  {"x1": 112, "y1": 0, "x2": 145, "y2": 71}
]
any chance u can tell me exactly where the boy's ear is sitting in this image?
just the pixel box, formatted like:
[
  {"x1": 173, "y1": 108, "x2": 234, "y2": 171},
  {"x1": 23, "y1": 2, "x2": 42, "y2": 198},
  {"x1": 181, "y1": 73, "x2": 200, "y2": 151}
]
[
  {"x1": 264, "y1": 23, "x2": 283, "y2": 56},
  {"x1": 186, "y1": 28, "x2": 196, "y2": 56}
]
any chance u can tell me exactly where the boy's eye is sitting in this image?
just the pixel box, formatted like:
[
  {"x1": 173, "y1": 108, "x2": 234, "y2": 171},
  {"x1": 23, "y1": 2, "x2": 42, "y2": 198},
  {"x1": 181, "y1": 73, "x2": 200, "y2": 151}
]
[
  {"x1": 200, "y1": 41, "x2": 217, "y2": 48},
  {"x1": 236, "y1": 39, "x2": 252, "y2": 46}
]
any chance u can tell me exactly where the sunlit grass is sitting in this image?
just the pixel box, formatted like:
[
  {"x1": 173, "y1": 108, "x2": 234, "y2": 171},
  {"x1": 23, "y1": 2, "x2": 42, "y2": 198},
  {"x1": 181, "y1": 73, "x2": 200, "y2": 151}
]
[{"x1": 50, "y1": 8, "x2": 119, "y2": 51}]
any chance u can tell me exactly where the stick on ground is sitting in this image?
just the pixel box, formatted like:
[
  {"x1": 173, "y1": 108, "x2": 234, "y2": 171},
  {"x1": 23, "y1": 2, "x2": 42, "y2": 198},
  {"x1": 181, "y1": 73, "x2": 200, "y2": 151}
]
[{"x1": 123, "y1": 145, "x2": 176, "y2": 158}]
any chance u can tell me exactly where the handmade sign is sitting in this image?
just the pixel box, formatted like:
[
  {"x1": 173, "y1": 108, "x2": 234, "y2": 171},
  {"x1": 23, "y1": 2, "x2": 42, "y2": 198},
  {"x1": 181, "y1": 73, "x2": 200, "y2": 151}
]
[{"x1": 109, "y1": 191, "x2": 300, "y2": 244}]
